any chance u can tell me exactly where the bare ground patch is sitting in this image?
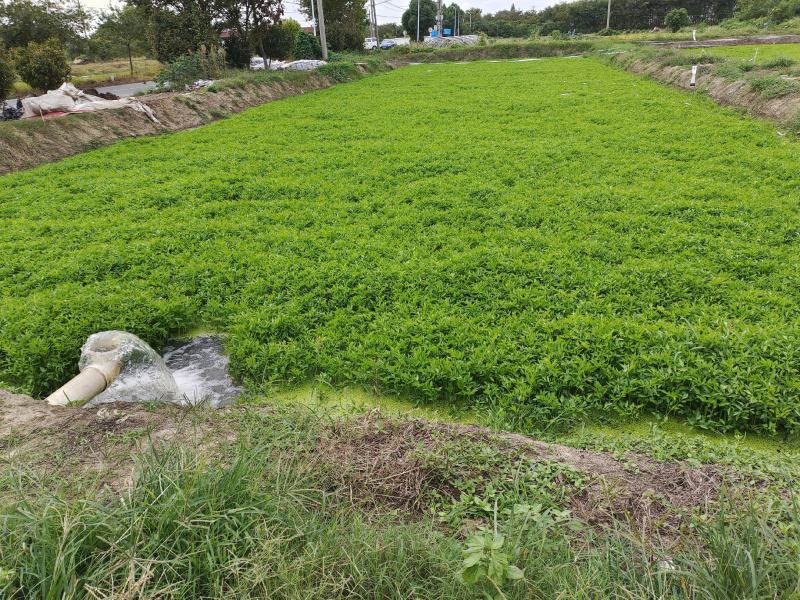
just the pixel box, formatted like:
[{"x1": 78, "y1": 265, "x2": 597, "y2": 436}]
[{"x1": 315, "y1": 411, "x2": 724, "y2": 536}]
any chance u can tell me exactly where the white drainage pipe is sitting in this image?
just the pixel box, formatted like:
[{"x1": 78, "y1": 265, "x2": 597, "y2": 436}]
[{"x1": 46, "y1": 360, "x2": 121, "y2": 406}]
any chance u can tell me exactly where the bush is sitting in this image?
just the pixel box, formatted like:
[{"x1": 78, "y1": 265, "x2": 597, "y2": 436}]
[
  {"x1": 549, "y1": 30, "x2": 562, "y2": 39},
  {"x1": 0, "y1": 48, "x2": 15, "y2": 101},
  {"x1": 155, "y1": 46, "x2": 225, "y2": 91},
  {"x1": 597, "y1": 28, "x2": 620, "y2": 36},
  {"x1": 14, "y1": 38, "x2": 70, "y2": 92},
  {"x1": 155, "y1": 53, "x2": 203, "y2": 90},
  {"x1": 664, "y1": 8, "x2": 691, "y2": 33},
  {"x1": 294, "y1": 30, "x2": 322, "y2": 60},
  {"x1": 317, "y1": 62, "x2": 358, "y2": 82},
  {"x1": 762, "y1": 56, "x2": 797, "y2": 69},
  {"x1": 749, "y1": 75, "x2": 800, "y2": 98}
]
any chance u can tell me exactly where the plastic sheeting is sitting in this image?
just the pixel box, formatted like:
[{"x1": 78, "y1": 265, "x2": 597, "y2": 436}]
[
  {"x1": 22, "y1": 83, "x2": 159, "y2": 122},
  {"x1": 269, "y1": 60, "x2": 327, "y2": 71}
]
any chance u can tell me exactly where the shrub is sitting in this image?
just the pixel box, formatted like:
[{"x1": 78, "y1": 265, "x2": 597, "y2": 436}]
[
  {"x1": 0, "y1": 48, "x2": 15, "y2": 101},
  {"x1": 713, "y1": 62, "x2": 744, "y2": 80},
  {"x1": 665, "y1": 8, "x2": 691, "y2": 32},
  {"x1": 549, "y1": 30, "x2": 562, "y2": 39},
  {"x1": 294, "y1": 30, "x2": 322, "y2": 60},
  {"x1": 156, "y1": 53, "x2": 203, "y2": 90},
  {"x1": 157, "y1": 47, "x2": 226, "y2": 91},
  {"x1": 14, "y1": 38, "x2": 70, "y2": 92},
  {"x1": 597, "y1": 28, "x2": 620, "y2": 36},
  {"x1": 261, "y1": 20, "x2": 301, "y2": 61},
  {"x1": 197, "y1": 44, "x2": 226, "y2": 79},
  {"x1": 317, "y1": 62, "x2": 358, "y2": 82},
  {"x1": 749, "y1": 75, "x2": 800, "y2": 98},
  {"x1": 761, "y1": 56, "x2": 797, "y2": 69}
]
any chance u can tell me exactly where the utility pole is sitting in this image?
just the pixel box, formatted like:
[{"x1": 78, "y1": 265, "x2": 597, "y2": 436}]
[
  {"x1": 316, "y1": 0, "x2": 328, "y2": 60},
  {"x1": 371, "y1": 0, "x2": 380, "y2": 43},
  {"x1": 606, "y1": 0, "x2": 611, "y2": 29},
  {"x1": 311, "y1": 0, "x2": 317, "y2": 37},
  {"x1": 436, "y1": 0, "x2": 442, "y2": 37},
  {"x1": 416, "y1": 0, "x2": 420, "y2": 42}
]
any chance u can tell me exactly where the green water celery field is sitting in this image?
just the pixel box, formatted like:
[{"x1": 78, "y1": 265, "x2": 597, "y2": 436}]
[{"x1": 1, "y1": 57, "x2": 799, "y2": 434}]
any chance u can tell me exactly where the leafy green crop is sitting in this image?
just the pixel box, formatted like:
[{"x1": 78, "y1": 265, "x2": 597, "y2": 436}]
[{"x1": 1, "y1": 58, "x2": 799, "y2": 434}]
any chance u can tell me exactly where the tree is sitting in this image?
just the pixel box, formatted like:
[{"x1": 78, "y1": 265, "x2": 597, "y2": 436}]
[
  {"x1": 401, "y1": 0, "x2": 436, "y2": 41},
  {"x1": 378, "y1": 22, "x2": 404, "y2": 38},
  {"x1": 0, "y1": 0, "x2": 84, "y2": 51},
  {"x1": 0, "y1": 47, "x2": 15, "y2": 100},
  {"x1": 294, "y1": 30, "x2": 321, "y2": 59},
  {"x1": 665, "y1": 7, "x2": 690, "y2": 31},
  {"x1": 297, "y1": 0, "x2": 367, "y2": 51},
  {"x1": 15, "y1": 37, "x2": 70, "y2": 91},
  {"x1": 260, "y1": 18, "x2": 299, "y2": 60},
  {"x1": 131, "y1": 0, "x2": 228, "y2": 62},
  {"x1": 93, "y1": 6, "x2": 148, "y2": 76}
]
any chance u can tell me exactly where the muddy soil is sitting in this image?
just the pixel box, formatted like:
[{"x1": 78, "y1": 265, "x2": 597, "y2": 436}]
[
  {"x1": 0, "y1": 75, "x2": 336, "y2": 176},
  {"x1": 2, "y1": 389, "x2": 731, "y2": 537}
]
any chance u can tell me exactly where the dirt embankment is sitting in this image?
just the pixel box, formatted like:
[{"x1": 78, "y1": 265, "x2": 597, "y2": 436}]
[
  {"x1": 660, "y1": 34, "x2": 800, "y2": 49},
  {"x1": 611, "y1": 55, "x2": 800, "y2": 129},
  {"x1": 0, "y1": 74, "x2": 339, "y2": 175},
  {"x1": 1, "y1": 389, "x2": 728, "y2": 537}
]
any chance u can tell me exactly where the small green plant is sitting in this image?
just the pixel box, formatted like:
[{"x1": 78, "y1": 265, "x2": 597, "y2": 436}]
[
  {"x1": 14, "y1": 38, "x2": 71, "y2": 91},
  {"x1": 460, "y1": 528, "x2": 524, "y2": 599},
  {"x1": 749, "y1": 74, "x2": 800, "y2": 98},
  {"x1": 665, "y1": 8, "x2": 691, "y2": 32},
  {"x1": 549, "y1": 29, "x2": 562, "y2": 39}
]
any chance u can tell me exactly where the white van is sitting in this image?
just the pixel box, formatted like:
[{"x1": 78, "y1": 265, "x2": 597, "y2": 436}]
[
  {"x1": 249, "y1": 56, "x2": 266, "y2": 70},
  {"x1": 364, "y1": 37, "x2": 378, "y2": 50}
]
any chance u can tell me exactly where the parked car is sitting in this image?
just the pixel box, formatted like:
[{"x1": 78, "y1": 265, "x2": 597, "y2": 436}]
[
  {"x1": 379, "y1": 39, "x2": 397, "y2": 50},
  {"x1": 249, "y1": 56, "x2": 265, "y2": 70},
  {"x1": 364, "y1": 37, "x2": 378, "y2": 50}
]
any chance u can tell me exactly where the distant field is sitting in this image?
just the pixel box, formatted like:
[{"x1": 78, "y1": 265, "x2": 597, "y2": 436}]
[
  {"x1": 71, "y1": 57, "x2": 162, "y2": 85},
  {"x1": 682, "y1": 42, "x2": 800, "y2": 63},
  {"x1": 1, "y1": 58, "x2": 799, "y2": 434},
  {"x1": 11, "y1": 57, "x2": 161, "y2": 94}
]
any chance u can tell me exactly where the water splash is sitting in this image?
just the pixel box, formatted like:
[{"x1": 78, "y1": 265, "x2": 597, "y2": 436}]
[
  {"x1": 79, "y1": 331, "x2": 240, "y2": 408},
  {"x1": 163, "y1": 336, "x2": 242, "y2": 408},
  {"x1": 82, "y1": 331, "x2": 183, "y2": 406}
]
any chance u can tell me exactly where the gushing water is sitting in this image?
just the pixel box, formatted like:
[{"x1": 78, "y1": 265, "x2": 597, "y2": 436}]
[
  {"x1": 81, "y1": 332, "x2": 240, "y2": 408},
  {"x1": 82, "y1": 331, "x2": 183, "y2": 406}
]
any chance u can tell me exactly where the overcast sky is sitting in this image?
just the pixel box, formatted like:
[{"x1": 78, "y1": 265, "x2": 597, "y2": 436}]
[{"x1": 77, "y1": 0, "x2": 557, "y2": 27}]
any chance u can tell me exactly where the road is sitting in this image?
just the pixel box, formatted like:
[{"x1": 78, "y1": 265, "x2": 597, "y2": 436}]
[{"x1": 93, "y1": 81, "x2": 158, "y2": 97}]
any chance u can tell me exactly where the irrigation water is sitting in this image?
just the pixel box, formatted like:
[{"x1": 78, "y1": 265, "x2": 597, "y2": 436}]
[{"x1": 82, "y1": 331, "x2": 240, "y2": 408}]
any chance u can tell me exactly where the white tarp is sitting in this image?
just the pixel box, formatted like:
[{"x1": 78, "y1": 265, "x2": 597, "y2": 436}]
[
  {"x1": 268, "y1": 59, "x2": 327, "y2": 71},
  {"x1": 22, "y1": 83, "x2": 158, "y2": 123}
]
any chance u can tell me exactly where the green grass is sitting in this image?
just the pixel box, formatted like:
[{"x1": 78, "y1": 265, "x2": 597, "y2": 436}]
[
  {"x1": 682, "y1": 43, "x2": 800, "y2": 64},
  {"x1": 2, "y1": 407, "x2": 800, "y2": 599},
  {"x1": 1, "y1": 58, "x2": 800, "y2": 435}
]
